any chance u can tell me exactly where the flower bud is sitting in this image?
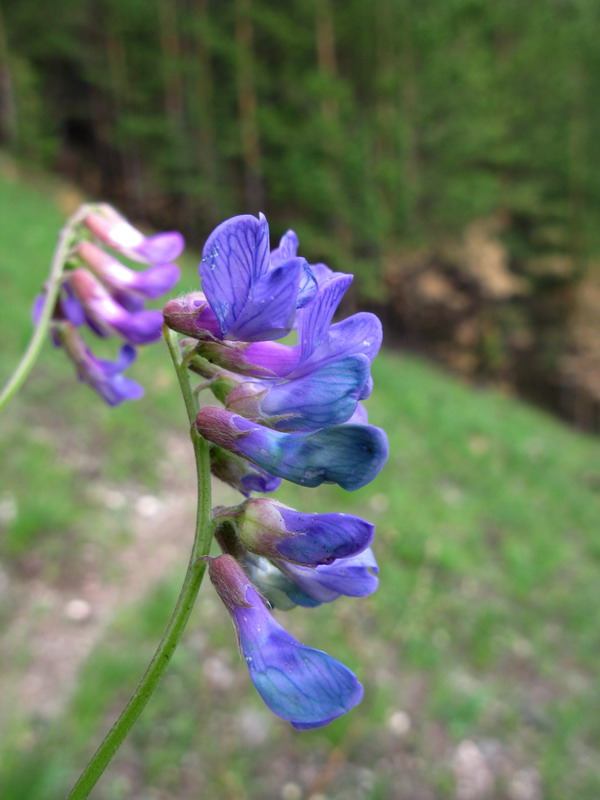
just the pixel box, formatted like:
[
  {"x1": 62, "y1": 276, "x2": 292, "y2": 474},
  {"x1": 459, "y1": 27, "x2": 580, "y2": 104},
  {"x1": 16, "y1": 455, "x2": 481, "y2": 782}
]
[
  {"x1": 77, "y1": 241, "x2": 179, "y2": 299},
  {"x1": 84, "y1": 204, "x2": 184, "y2": 264},
  {"x1": 163, "y1": 292, "x2": 222, "y2": 339},
  {"x1": 69, "y1": 268, "x2": 163, "y2": 344},
  {"x1": 230, "y1": 497, "x2": 374, "y2": 567}
]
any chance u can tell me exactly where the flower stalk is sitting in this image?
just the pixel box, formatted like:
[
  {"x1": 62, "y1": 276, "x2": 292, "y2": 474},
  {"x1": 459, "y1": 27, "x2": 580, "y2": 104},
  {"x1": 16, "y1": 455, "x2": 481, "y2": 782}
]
[
  {"x1": 67, "y1": 326, "x2": 214, "y2": 800},
  {"x1": 0, "y1": 205, "x2": 91, "y2": 412}
]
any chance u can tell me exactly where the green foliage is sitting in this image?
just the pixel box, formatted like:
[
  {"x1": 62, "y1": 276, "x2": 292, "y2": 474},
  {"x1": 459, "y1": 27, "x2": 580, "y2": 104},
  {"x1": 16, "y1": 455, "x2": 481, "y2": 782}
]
[{"x1": 3, "y1": 0, "x2": 600, "y2": 292}]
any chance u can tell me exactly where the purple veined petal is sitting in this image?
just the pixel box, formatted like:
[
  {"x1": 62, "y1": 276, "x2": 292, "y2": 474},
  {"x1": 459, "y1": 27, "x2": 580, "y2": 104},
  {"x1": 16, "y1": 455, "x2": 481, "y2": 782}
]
[
  {"x1": 227, "y1": 354, "x2": 371, "y2": 432},
  {"x1": 69, "y1": 268, "x2": 163, "y2": 345},
  {"x1": 269, "y1": 229, "x2": 315, "y2": 309},
  {"x1": 296, "y1": 261, "x2": 317, "y2": 309},
  {"x1": 200, "y1": 213, "x2": 271, "y2": 337},
  {"x1": 276, "y1": 547, "x2": 379, "y2": 605},
  {"x1": 270, "y1": 229, "x2": 299, "y2": 266},
  {"x1": 208, "y1": 555, "x2": 364, "y2": 728},
  {"x1": 195, "y1": 408, "x2": 389, "y2": 491},
  {"x1": 292, "y1": 311, "x2": 383, "y2": 379},
  {"x1": 309, "y1": 262, "x2": 337, "y2": 285},
  {"x1": 56, "y1": 324, "x2": 144, "y2": 406},
  {"x1": 297, "y1": 273, "x2": 353, "y2": 362},
  {"x1": 234, "y1": 497, "x2": 375, "y2": 567},
  {"x1": 226, "y1": 257, "x2": 304, "y2": 342},
  {"x1": 78, "y1": 241, "x2": 180, "y2": 299}
]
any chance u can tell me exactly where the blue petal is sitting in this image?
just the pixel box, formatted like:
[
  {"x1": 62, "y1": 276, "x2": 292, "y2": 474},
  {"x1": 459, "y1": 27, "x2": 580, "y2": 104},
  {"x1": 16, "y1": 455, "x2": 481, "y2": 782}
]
[
  {"x1": 234, "y1": 594, "x2": 363, "y2": 727},
  {"x1": 241, "y1": 422, "x2": 389, "y2": 491},
  {"x1": 270, "y1": 229, "x2": 299, "y2": 266},
  {"x1": 278, "y1": 548, "x2": 379, "y2": 604},
  {"x1": 276, "y1": 507, "x2": 374, "y2": 566},
  {"x1": 195, "y1": 409, "x2": 389, "y2": 491},
  {"x1": 227, "y1": 258, "x2": 304, "y2": 341},
  {"x1": 260, "y1": 354, "x2": 371, "y2": 431},
  {"x1": 297, "y1": 274, "x2": 353, "y2": 361},
  {"x1": 200, "y1": 214, "x2": 270, "y2": 337},
  {"x1": 295, "y1": 312, "x2": 383, "y2": 378}
]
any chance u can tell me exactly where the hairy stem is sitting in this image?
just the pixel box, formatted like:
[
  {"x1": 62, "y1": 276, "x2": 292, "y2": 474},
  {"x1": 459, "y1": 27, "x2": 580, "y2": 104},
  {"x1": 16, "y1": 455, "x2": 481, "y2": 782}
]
[{"x1": 67, "y1": 326, "x2": 213, "y2": 799}]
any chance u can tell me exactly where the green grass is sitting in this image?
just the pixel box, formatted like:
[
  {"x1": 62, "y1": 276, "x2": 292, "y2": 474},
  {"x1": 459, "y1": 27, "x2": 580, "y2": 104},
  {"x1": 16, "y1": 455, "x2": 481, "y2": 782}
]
[{"x1": 1, "y1": 159, "x2": 599, "y2": 799}]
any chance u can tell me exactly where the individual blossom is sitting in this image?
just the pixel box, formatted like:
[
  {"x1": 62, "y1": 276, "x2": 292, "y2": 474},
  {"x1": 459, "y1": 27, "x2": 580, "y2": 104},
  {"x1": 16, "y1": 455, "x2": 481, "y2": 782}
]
[
  {"x1": 217, "y1": 497, "x2": 374, "y2": 567},
  {"x1": 84, "y1": 203, "x2": 184, "y2": 264},
  {"x1": 54, "y1": 323, "x2": 144, "y2": 406},
  {"x1": 77, "y1": 241, "x2": 180, "y2": 301},
  {"x1": 207, "y1": 554, "x2": 364, "y2": 729},
  {"x1": 195, "y1": 407, "x2": 389, "y2": 491},
  {"x1": 222, "y1": 354, "x2": 371, "y2": 432},
  {"x1": 68, "y1": 269, "x2": 164, "y2": 345},
  {"x1": 163, "y1": 214, "x2": 317, "y2": 343},
  {"x1": 190, "y1": 271, "x2": 382, "y2": 383}
]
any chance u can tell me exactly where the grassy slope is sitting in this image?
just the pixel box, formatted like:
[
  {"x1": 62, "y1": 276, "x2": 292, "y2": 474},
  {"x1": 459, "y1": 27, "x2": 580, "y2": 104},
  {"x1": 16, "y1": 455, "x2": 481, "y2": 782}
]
[{"x1": 1, "y1": 162, "x2": 599, "y2": 799}]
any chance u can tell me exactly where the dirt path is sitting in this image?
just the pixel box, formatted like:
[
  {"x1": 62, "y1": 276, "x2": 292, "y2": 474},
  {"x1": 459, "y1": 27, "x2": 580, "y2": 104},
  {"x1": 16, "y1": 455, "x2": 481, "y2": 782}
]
[{"x1": 0, "y1": 431, "x2": 236, "y2": 721}]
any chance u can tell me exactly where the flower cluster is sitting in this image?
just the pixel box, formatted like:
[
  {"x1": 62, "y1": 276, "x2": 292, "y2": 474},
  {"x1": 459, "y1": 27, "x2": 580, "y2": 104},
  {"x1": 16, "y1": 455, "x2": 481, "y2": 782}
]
[
  {"x1": 166, "y1": 213, "x2": 388, "y2": 728},
  {"x1": 36, "y1": 205, "x2": 183, "y2": 405}
]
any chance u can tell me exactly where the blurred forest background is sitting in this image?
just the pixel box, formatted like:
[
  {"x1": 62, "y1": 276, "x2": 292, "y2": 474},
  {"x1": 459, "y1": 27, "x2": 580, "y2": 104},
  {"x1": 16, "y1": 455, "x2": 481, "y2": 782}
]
[
  {"x1": 3, "y1": 0, "x2": 600, "y2": 426},
  {"x1": 1, "y1": 2, "x2": 600, "y2": 800}
]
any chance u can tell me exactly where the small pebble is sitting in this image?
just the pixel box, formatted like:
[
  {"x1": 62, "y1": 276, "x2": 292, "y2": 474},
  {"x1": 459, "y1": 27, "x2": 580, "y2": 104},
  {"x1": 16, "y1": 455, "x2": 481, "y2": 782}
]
[{"x1": 64, "y1": 598, "x2": 93, "y2": 622}]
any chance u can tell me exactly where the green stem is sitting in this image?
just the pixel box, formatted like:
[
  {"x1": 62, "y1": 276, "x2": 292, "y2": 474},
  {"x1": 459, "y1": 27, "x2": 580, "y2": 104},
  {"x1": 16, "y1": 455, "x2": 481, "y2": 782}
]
[
  {"x1": 67, "y1": 327, "x2": 213, "y2": 799},
  {"x1": 0, "y1": 205, "x2": 90, "y2": 412}
]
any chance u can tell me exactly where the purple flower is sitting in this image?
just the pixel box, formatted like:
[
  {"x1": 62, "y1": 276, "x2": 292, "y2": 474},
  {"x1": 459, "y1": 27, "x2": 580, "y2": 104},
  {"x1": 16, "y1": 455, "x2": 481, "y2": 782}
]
[
  {"x1": 224, "y1": 354, "x2": 371, "y2": 431},
  {"x1": 77, "y1": 241, "x2": 180, "y2": 300},
  {"x1": 195, "y1": 407, "x2": 389, "y2": 491},
  {"x1": 192, "y1": 272, "x2": 382, "y2": 382},
  {"x1": 208, "y1": 555, "x2": 364, "y2": 729},
  {"x1": 69, "y1": 268, "x2": 163, "y2": 345},
  {"x1": 55, "y1": 323, "x2": 144, "y2": 406},
  {"x1": 199, "y1": 214, "x2": 316, "y2": 342},
  {"x1": 223, "y1": 497, "x2": 374, "y2": 566},
  {"x1": 85, "y1": 205, "x2": 184, "y2": 264}
]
